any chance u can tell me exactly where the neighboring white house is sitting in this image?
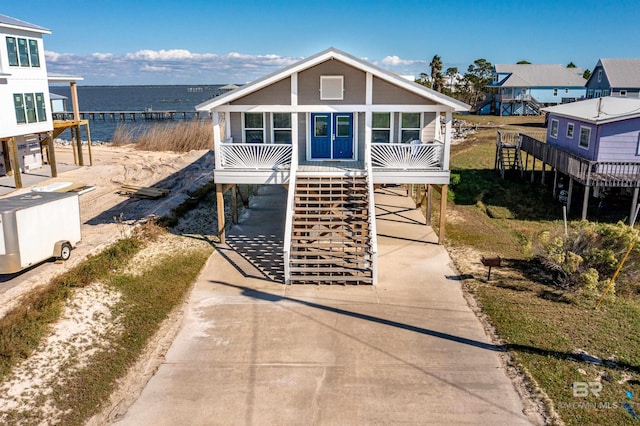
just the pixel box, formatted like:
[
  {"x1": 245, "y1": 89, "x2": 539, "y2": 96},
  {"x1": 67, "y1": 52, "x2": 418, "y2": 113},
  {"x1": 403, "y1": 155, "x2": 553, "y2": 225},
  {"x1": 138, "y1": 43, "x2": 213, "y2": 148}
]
[
  {"x1": 196, "y1": 47, "x2": 470, "y2": 285},
  {"x1": 0, "y1": 14, "x2": 85, "y2": 186},
  {"x1": 0, "y1": 14, "x2": 53, "y2": 176}
]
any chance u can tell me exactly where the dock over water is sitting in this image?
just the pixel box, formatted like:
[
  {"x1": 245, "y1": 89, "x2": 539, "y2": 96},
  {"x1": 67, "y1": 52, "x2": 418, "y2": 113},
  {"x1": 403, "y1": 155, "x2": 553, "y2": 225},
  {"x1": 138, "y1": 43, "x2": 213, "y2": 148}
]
[{"x1": 52, "y1": 110, "x2": 212, "y2": 121}]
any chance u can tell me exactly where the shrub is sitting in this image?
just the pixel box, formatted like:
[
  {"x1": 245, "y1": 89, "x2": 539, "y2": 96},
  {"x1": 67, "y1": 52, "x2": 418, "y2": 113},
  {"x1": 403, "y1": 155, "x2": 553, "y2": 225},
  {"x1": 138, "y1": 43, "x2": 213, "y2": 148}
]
[
  {"x1": 533, "y1": 221, "x2": 639, "y2": 296},
  {"x1": 111, "y1": 120, "x2": 213, "y2": 152}
]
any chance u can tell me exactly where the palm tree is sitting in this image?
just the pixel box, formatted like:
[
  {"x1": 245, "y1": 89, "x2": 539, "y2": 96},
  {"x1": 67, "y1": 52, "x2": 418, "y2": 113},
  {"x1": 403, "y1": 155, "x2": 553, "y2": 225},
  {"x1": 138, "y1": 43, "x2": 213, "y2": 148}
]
[{"x1": 430, "y1": 55, "x2": 443, "y2": 92}]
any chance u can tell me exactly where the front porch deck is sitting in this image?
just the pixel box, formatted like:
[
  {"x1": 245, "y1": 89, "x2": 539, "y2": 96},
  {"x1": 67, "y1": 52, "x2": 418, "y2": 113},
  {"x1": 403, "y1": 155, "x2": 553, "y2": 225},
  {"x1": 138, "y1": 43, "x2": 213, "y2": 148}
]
[{"x1": 213, "y1": 141, "x2": 450, "y2": 184}]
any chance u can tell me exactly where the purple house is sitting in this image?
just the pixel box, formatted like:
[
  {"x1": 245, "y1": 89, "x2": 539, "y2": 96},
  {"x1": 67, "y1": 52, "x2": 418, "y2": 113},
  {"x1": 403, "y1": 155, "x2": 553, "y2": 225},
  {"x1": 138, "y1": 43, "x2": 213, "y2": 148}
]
[
  {"x1": 543, "y1": 97, "x2": 640, "y2": 162},
  {"x1": 539, "y1": 97, "x2": 640, "y2": 220}
]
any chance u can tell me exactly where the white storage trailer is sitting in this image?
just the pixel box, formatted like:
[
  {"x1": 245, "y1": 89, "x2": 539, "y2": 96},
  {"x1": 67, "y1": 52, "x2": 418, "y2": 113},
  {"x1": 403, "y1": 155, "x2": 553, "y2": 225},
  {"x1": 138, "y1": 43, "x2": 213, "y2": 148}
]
[{"x1": 0, "y1": 192, "x2": 81, "y2": 274}]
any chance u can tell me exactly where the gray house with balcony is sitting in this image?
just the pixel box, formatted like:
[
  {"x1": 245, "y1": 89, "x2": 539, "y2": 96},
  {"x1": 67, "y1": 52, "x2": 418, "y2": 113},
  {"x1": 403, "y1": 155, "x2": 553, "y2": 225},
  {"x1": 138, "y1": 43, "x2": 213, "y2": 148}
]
[{"x1": 196, "y1": 47, "x2": 470, "y2": 285}]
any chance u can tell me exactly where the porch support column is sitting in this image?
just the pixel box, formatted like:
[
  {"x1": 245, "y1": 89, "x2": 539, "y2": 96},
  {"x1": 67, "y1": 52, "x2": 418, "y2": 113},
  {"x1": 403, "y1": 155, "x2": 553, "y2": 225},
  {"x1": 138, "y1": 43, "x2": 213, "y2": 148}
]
[
  {"x1": 552, "y1": 169, "x2": 558, "y2": 198},
  {"x1": 70, "y1": 81, "x2": 80, "y2": 121},
  {"x1": 630, "y1": 187, "x2": 639, "y2": 226},
  {"x1": 443, "y1": 111, "x2": 452, "y2": 170},
  {"x1": 47, "y1": 131, "x2": 58, "y2": 178},
  {"x1": 567, "y1": 178, "x2": 574, "y2": 215},
  {"x1": 582, "y1": 185, "x2": 590, "y2": 220},
  {"x1": 439, "y1": 184, "x2": 448, "y2": 244},
  {"x1": 213, "y1": 111, "x2": 222, "y2": 170},
  {"x1": 291, "y1": 73, "x2": 299, "y2": 167},
  {"x1": 216, "y1": 183, "x2": 226, "y2": 244},
  {"x1": 426, "y1": 184, "x2": 433, "y2": 226},
  {"x1": 231, "y1": 184, "x2": 238, "y2": 224},
  {"x1": 8, "y1": 137, "x2": 22, "y2": 189},
  {"x1": 76, "y1": 125, "x2": 84, "y2": 166}
]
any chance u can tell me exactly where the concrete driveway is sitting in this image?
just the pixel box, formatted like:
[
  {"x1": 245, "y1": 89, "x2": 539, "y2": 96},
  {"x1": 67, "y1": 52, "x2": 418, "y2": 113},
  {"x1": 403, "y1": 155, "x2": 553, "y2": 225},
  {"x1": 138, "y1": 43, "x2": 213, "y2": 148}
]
[{"x1": 113, "y1": 185, "x2": 535, "y2": 425}]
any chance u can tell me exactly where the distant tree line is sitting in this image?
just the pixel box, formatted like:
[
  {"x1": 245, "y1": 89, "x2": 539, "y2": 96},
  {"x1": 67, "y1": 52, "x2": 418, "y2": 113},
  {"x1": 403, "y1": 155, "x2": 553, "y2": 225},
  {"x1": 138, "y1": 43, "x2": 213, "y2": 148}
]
[{"x1": 416, "y1": 55, "x2": 592, "y2": 108}]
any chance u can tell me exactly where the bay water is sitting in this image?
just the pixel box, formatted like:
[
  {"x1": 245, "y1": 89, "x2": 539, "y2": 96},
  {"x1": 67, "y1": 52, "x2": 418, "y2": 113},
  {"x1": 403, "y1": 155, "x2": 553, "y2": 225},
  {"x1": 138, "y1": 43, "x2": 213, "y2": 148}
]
[{"x1": 47, "y1": 85, "x2": 226, "y2": 142}]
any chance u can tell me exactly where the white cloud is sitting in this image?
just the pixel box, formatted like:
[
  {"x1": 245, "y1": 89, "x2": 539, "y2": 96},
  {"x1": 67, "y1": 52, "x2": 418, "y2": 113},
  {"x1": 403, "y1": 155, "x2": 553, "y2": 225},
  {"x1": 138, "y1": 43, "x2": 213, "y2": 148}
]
[
  {"x1": 45, "y1": 48, "x2": 428, "y2": 86},
  {"x1": 45, "y1": 49, "x2": 301, "y2": 85}
]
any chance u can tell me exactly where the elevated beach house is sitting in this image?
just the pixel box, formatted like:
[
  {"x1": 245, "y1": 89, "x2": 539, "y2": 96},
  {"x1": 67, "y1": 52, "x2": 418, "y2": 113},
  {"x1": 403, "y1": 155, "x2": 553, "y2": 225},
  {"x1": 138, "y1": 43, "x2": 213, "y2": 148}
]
[
  {"x1": 511, "y1": 97, "x2": 640, "y2": 221},
  {"x1": 0, "y1": 13, "x2": 86, "y2": 188},
  {"x1": 585, "y1": 58, "x2": 640, "y2": 99},
  {"x1": 484, "y1": 64, "x2": 586, "y2": 116},
  {"x1": 196, "y1": 47, "x2": 470, "y2": 285}
]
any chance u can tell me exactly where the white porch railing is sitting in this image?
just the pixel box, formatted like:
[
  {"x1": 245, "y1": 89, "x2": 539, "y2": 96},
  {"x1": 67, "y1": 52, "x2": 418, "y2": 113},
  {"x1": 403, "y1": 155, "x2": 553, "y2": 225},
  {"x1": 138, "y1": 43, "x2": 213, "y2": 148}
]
[
  {"x1": 220, "y1": 143, "x2": 292, "y2": 169},
  {"x1": 371, "y1": 141, "x2": 444, "y2": 170},
  {"x1": 282, "y1": 163, "x2": 297, "y2": 284},
  {"x1": 364, "y1": 140, "x2": 378, "y2": 285}
]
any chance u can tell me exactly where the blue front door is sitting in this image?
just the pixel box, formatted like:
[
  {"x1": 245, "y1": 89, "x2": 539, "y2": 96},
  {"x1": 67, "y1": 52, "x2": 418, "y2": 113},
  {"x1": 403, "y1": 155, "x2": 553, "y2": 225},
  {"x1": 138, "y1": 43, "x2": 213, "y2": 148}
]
[{"x1": 310, "y1": 113, "x2": 353, "y2": 160}]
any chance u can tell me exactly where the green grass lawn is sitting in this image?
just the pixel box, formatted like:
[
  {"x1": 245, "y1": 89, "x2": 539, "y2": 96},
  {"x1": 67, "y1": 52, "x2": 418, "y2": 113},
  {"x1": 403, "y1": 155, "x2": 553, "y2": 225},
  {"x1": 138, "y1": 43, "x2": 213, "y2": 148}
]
[{"x1": 447, "y1": 114, "x2": 640, "y2": 425}]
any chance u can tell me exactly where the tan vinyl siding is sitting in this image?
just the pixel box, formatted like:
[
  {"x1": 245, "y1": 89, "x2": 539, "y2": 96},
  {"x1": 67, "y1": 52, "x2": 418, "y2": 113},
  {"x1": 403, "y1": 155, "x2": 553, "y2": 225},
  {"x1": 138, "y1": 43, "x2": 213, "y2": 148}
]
[
  {"x1": 230, "y1": 112, "x2": 242, "y2": 142},
  {"x1": 372, "y1": 76, "x2": 435, "y2": 105},
  {"x1": 298, "y1": 60, "x2": 366, "y2": 104},
  {"x1": 232, "y1": 77, "x2": 292, "y2": 105},
  {"x1": 357, "y1": 112, "x2": 365, "y2": 160},
  {"x1": 422, "y1": 112, "x2": 437, "y2": 141},
  {"x1": 298, "y1": 114, "x2": 306, "y2": 160}
]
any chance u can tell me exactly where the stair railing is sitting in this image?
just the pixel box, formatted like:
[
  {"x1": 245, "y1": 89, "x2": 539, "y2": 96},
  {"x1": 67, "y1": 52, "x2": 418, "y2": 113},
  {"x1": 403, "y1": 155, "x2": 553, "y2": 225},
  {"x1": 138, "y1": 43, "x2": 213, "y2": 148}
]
[
  {"x1": 364, "y1": 138, "x2": 379, "y2": 285},
  {"x1": 282, "y1": 161, "x2": 298, "y2": 284}
]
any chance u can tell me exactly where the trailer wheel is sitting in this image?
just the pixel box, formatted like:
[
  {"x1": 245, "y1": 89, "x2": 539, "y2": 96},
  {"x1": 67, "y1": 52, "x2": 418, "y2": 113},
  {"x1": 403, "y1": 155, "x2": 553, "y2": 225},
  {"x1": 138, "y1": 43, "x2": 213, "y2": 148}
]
[{"x1": 60, "y1": 243, "x2": 72, "y2": 261}]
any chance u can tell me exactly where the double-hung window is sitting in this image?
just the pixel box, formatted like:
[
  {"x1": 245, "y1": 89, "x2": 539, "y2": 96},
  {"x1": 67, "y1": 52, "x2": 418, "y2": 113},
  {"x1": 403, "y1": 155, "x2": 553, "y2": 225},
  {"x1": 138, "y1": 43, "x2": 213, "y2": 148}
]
[
  {"x1": 243, "y1": 113, "x2": 265, "y2": 143},
  {"x1": 13, "y1": 92, "x2": 47, "y2": 124},
  {"x1": 550, "y1": 119, "x2": 559, "y2": 138},
  {"x1": 566, "y1": 123, "x2": 574, "y2": 139},
  {"x1": 579, "y1": 126, "x2": 591, "y2": 149},
  {"x1": 272, "y1": 113, "x2": 292, "y2": 144},
  {"x1": 372, "y1": 112, "x2": 391, "y2": 143},
  {"x1": 6, "y1": 36, "x2": 40, "y2": 68},
  {"x1": 400, "y1": 113, "x2": 421, "y2": 143}
]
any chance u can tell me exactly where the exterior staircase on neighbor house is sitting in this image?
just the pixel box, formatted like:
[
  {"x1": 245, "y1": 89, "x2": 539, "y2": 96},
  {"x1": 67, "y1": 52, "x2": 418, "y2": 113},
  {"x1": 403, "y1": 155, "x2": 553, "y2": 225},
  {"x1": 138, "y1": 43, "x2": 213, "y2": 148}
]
[
  {"x1": 288, "y1": 174, "x2": 374, "y2": 285},
  {"x1": 495, "y1": 131, "x2": 524, "y2": 179}
]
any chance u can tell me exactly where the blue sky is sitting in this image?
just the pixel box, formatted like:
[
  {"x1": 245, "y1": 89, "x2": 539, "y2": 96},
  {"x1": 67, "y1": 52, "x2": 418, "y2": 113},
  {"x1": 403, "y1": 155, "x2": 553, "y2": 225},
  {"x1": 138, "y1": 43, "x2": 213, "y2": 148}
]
[{"x1": 4, "y1": 0, "x2": 640, "y2": 85}]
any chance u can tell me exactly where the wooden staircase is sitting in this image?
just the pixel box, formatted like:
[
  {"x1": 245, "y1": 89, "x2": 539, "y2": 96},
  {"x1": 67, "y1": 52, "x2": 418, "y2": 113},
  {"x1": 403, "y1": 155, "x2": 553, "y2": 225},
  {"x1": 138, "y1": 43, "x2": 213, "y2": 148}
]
[
  {"x1": 495, "y1": 132, "x2": 523, "y2": 179},
  {"x1": 288, "y1": 174, "x2": 374, "y2": 285}
]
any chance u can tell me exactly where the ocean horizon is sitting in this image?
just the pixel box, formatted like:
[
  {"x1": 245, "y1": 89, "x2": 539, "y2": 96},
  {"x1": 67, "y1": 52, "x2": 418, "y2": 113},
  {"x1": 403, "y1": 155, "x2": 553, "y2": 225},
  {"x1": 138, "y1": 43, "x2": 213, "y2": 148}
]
[{"x1": 48, "y1": 84, "x2": 229, "y2": 142}]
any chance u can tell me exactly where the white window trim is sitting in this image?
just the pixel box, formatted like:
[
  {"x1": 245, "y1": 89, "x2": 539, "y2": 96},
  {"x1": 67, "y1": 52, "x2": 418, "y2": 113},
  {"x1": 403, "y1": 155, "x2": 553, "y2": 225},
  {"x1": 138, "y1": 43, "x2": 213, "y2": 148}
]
[
  {"x1": 320, "y1": 75, "x2": 344, "y2": 100},
  {"x1": 371, "y1": 112, "x2": 393, "y2": 143},
  {"x1": 597, "y1": 69, "x2": 602, "y2": 82},
  {"x1": 271, "y1": 112, "x2": 292, "y2": 144},
  {"x1": 399, "y1": 112, "x2": 423, "y2": 143},
  {"x1": 579, "y1": 126, "x2": 591, "y2": 150},
  {"x1": 553, "y1": 88, "x2": 558, "y2": 97},
  {"x1": 550, "y1": 118, "x2": 559, "y2": 139},
  {"x1": 242, "y1": 112, "x2": 265, "y2": 143},
  {"x1": 620, "y1": 90, "x2": 627, "y2": 97},
  {"x1": 566, "y1": 122, "x2": 574, "y2": 139}
]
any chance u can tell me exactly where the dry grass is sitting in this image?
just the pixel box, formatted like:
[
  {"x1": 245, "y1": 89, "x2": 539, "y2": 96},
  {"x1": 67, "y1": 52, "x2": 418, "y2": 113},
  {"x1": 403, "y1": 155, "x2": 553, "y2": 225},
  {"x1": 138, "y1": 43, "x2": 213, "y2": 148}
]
[{"x1": 111, "y1": 120, "x2": 213, "y2": 152}]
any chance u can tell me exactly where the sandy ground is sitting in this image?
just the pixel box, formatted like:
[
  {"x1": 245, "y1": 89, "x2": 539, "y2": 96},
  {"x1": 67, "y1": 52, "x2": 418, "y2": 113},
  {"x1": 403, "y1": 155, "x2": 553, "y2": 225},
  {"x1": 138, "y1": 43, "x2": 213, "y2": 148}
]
[
  {"x1": 0, "y1": 144, "x2": 215, "y2": 318},
  {"x1": 0, "y1": 144, "x2": 219, "y2": 423}
]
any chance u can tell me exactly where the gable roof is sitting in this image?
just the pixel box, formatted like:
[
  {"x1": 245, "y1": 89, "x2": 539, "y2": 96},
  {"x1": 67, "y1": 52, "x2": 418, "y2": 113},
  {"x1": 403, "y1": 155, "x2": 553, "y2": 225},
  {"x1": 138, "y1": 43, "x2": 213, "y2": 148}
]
[
  {"x1": 196, "y1": 47, "x2": 470, "y2": 112},
  {"x1": 542, "y1": 97, "x2": 640, "y2": 125},
  {"x1": 0, "y1": 14, "x2": 50, "y2": 34},
  {"x1": 595, "y1": 58, "x2": 640, "y2": 88},
  {"x1": 491, "y1": 64, "x2": 585, "y2": 88}
]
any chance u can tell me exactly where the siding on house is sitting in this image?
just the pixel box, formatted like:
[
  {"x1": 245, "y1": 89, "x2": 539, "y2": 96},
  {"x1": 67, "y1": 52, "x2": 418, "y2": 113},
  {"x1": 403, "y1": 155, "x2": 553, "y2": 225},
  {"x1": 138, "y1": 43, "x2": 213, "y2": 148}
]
[
  {"x1": 232, "y1": 77, "x2": 292, "y2": 105},
  {"x1": 546, "y1": 115, "x2": 598, "y2": 161},
  {"x1": 372, "y1": 76, "x2": 434, "y2": 105},
  {"x1": 596, "y1": 117, "x2": 640, "y2": 162},
  {"x1": 298, "y1": 59, "x2": 366, "y2": 105},
  {"x1": 530, "y1": 87, "x2": 586, "y2": 103}
]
